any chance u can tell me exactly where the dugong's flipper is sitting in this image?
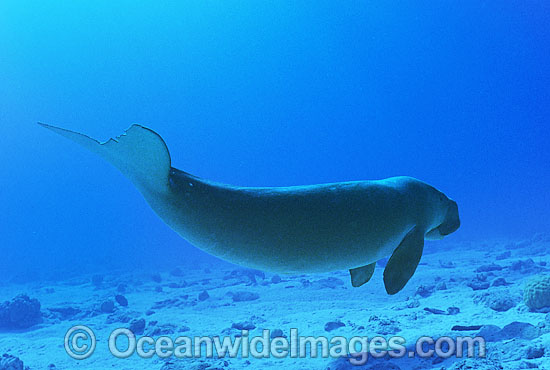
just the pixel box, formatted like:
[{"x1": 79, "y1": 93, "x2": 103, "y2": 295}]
[
  {"x1": 38, "y1": 123, "x2": 171, "y2": 193},
  {"x1": 383, "y1": 226, "x2": 424, "y2": 295},
  {"x1": 349, "y1": 263, "x2": 376, "y2": 287}
]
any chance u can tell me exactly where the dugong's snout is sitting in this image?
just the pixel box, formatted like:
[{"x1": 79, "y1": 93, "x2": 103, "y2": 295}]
[{"x1": 438, "y1": 199, "x2": 460, "y2": 236}]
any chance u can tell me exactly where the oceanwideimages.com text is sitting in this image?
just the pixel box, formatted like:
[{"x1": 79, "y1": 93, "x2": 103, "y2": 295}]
[{"x1": 65, "y1": 325, "x2": 486, "y2": 365}]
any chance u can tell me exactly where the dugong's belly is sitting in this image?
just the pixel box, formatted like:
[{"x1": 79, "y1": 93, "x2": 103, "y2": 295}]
[{"x1": 156, "y1": 172, "x2": 415, "y2": 273}]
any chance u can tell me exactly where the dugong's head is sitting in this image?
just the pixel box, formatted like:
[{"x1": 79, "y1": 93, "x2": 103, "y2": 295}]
[{"x1": 422, "y1": 185, "x2": 460, "y2": 240}]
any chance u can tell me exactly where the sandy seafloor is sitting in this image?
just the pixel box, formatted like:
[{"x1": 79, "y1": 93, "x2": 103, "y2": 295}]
[{"x1": 1, "y1": 234, "x2": 550, "y2": 370}]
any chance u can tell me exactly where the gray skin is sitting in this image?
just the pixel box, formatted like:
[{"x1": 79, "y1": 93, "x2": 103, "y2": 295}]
[
  {"x1": 149, "y1": 171, "x2": 459, "y2": 274},
  {"x1": 39, "y1": 123, "x2": 460, "y2": 293}
]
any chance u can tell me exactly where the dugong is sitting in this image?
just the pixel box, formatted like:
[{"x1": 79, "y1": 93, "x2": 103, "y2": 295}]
[{"x1": 39, "y1": 123, "x2": 460, "y2": 295}]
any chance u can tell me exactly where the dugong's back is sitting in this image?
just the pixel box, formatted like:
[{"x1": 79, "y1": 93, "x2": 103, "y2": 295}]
[{"x1": 164, "y1": 169, "x2": 414, "y2": 273}]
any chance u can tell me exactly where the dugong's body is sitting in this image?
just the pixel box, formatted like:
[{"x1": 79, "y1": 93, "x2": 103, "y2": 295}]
[{"x1": 40, "y1": 123, "x2": 460, "y2": 294}]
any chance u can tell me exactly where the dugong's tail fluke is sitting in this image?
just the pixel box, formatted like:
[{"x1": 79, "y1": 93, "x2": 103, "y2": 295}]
[{"x1": 38, "y1": 123, "x2": 172, "y2": 193}]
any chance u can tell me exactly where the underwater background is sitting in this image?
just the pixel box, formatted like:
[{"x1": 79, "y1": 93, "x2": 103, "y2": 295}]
[{"x1": 1, "y1": 1, "x2": 550, "y2": 369}]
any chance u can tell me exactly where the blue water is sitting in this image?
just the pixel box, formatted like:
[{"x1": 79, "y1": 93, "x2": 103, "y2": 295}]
[{"x1": 1, "y1": 2, "x2": 549, "y2": 369}]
